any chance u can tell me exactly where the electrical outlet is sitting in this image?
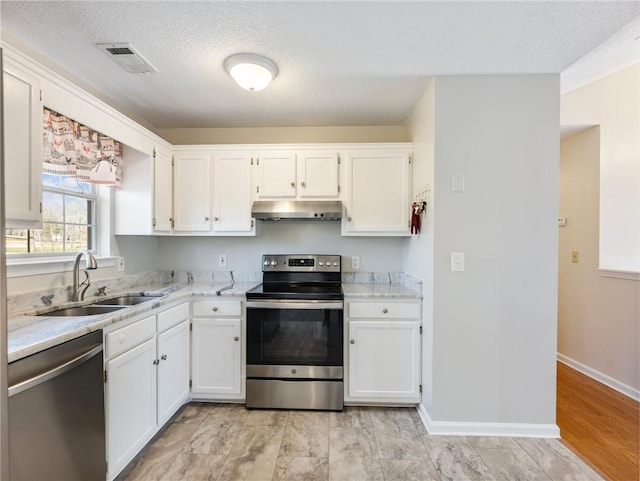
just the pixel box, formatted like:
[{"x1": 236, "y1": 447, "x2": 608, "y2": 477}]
[
  {"x1": 351, "y1": 256, "x2": 360, "y2": 269},
  {"x1": 218, "y1": 254, "x2": 227, "y2": 268},
  {"x1": 451, "y1": 252, "x2": 465, "y2": 272},
  {"x1": 571, "y1": 251, "x2": 579, "y2": 263},
  {"x1": 117, "y1": 256, "x2": 125, "y2": 272}
]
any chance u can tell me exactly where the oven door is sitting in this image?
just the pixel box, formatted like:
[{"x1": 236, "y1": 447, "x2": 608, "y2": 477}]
[{"x1": 246, "y1": 301, "x2": 343, "y2": 369}]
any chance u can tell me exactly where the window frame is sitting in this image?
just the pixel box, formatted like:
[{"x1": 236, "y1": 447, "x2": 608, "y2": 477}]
[
  {"x1": 6, "y1": 175, "x2": 97, "y2": 257},
  {"x1": 5, "y1": 176, "x2": 119, "y2": 279}
]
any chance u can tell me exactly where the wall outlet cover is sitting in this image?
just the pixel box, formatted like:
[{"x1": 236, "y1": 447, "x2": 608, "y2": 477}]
[
  {"x1": 218, "y1": 254, "x2": 227, "y2": 268},
  {"x1": 351, "y1": 256, "x2": 360, "y2": 269},
  {"x1": 117, "y1": 256, "x2": 125, "y2": 272},
  {"x1": 451, "y1": 252, "x2": 465, "y2": 272}
]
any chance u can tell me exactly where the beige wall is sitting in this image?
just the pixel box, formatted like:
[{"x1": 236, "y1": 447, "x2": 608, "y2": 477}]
[
  {"x1": 157, "y1": 125, "x2": 407, "y2": 145},
  {"x1": 561, "y1": 64, "x2": 640, "y2": 272},
  {"x1": 558, "y1": 127, "x2": 640, "y2": 396}
]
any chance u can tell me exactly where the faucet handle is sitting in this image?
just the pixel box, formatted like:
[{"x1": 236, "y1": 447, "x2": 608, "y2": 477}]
[{"x1": 96, "y1": 286, "x2": 108, "y2": 296}]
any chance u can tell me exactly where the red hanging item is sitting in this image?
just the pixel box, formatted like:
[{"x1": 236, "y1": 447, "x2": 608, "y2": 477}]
[{"x1": 411, "y1": 202, "x2": 421, "y2": 234}]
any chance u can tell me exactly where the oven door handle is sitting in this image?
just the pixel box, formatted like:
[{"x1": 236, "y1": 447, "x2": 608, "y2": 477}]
[{"x1": 246, "y1": 301, "x2": 343, "y2": 310}]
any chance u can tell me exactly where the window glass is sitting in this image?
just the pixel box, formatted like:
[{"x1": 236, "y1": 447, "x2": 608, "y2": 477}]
[{"x1": 5, "y1": 174, "x2": 96, "y2": 255}]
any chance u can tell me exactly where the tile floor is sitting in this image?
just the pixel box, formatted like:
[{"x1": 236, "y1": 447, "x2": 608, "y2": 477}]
[{"x1": 119, "y1": 403, "x2": 603, "y2": 481}]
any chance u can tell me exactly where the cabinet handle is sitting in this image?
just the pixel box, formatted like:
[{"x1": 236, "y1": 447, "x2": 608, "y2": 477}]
[
  {"x1": 347, "y1": 217, "x2": 352, "y2": 222},
  {"x1": 349, "y1": 339, "x2": 355, "y2": 344},
  {"x1": 153, "y1": 359, "x2": 159, "y2": 365},
  {"x1": 212, "y1": 307, "x2": 218, "y2": 312},
  {"x1": 214, "y1": 217, "x2": 219, "y2": 221},
  {"x1": 204, "y1": 216, "x2": 210, "y2": 221},
  {"x1": 301, "y1": 181, "x2": 306, "y2": 188},
  {"x1": 290, "y1": 182, "x2": 295, "y2": 187},
  {"x1": 234, "y1": 336, "x2": 240, "y2": 342},
  {"x1": 161, "y1": 354, "x2": 167, "y2": 361},
  {"x1": 383, "y1": 308, "x2": 388, "y2": 314}
]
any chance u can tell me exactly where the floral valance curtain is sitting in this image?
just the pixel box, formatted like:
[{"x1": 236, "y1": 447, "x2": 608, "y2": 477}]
[{"x1": 43, "y1": 107, "x2": 123, "y2": 188}]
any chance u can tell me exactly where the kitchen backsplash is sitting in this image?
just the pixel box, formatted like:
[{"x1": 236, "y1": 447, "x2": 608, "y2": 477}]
[
  {"x1": 342, "y1": 272, "x2": 423, "y2": 293},
  {"x1": 6, "y1": 271, "x2": 173, "y2": 317}
]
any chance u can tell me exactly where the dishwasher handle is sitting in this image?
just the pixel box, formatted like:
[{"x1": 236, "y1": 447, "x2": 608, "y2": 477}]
[{"x1": 8, "y1": 344, "x2": 103, "y2": 397}]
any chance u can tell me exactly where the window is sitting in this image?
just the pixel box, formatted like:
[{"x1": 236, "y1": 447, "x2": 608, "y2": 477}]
[{"x1": 5, "y1": 173, "x2": 96, "y2": 254}]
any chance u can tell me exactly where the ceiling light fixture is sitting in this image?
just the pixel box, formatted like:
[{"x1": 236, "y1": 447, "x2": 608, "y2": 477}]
[{"x1": 224, "y1": 53, "x2": 278, "y2": 91}]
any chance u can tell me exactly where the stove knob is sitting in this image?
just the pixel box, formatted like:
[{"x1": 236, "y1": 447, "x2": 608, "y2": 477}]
[
  {"x1": 264, "y1": 260, "x2": 270, "y2": 266},
  {"x1": 319, "y1": 261, "x2": 324, "y2": 266},
  {"x1": 333, "y1": 262, "x2": 338, "y2": 266},
  {"x1": 270, "y1": 260, "x2": 277, "y2": 266}
]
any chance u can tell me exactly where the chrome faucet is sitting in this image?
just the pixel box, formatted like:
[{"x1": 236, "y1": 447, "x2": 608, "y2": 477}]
[{"x1": 72, "y1": 250, "x2": 98, "y2": 302}]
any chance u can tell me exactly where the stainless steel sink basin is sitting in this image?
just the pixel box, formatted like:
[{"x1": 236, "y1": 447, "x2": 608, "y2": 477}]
[
  {"x1": 39, "y1": 305, "x2": 127, "y2": 317},
  {"x1": 92, "y1": 294, "x2": 166, "y2": 306}
]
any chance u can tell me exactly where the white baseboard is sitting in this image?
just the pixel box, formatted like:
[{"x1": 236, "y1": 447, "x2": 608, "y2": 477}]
[
  {"x1": 557, "y1": 353, "x2": 640, "y2": 402},
  {"x1": 416, "y1": 403, "x2": 560, "y2": 438}
]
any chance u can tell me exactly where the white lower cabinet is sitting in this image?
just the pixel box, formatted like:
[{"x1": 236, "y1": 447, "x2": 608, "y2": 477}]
[
  {"x1": 191, "y1": 299, "x2": 244, "y2": 400},
  {"x1": 157, "y1": 321, "x2": 190, "y2": 425},
  {"x1": 105, "y1": 303, "x2": 189, "y2": 481},
  {"x1": 106, "y1": 337, "x2": 157, "y2": 480},
  {"x1": 346, "y1": 300, "x2": 421, "y2": 404}
]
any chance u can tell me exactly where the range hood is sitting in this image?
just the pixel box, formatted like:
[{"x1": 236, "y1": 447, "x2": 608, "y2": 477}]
[{"x1": 252, "y1": 200, "x2": 343, "y2": 221}]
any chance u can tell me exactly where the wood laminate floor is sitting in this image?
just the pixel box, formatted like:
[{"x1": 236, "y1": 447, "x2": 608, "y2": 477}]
[
  {"x1": 557, "y1": 361, "x2": 640, "y2": 481},
  {"x1": 118, "y1": 403, "x2": 603, "y2": 481}
]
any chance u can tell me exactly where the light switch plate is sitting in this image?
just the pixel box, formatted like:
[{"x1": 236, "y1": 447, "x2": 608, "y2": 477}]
[
  {"x1": 218, "y1": 254, "x2": 227, "y2": 268},
  {"x1": 117, "y1": 256, "x2": 125, "y2": 272},
  {"x1": 451, "y1": 252, "x2": 464, "y2": 272}
]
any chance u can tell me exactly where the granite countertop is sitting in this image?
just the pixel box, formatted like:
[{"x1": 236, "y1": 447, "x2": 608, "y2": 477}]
[
  {"x1": 8, "y1": 275, "x2": 421, "y2": 363},
  {"x1": 342, "y1": 283, "x2": 422, "y2": 299},
  {"x1": 7, "y1": 281, "x2": 256, "y2": 363}
]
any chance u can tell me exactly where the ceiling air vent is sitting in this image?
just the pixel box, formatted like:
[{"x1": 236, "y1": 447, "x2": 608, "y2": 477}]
[{"x1": 96, "y1": 43, "x2": 157, "y2": 74}]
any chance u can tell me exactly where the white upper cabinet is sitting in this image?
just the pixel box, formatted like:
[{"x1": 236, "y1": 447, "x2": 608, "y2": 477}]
[
  {"x1": 113, "y1": 142, "x2": 412, "y2": 237},
  {"x1": 297, "y1": 151, "x2": 339, "y2": 198},
  {"x1": 212, "y1": 151, "x2": 255, "y2": 235},
  {"x1": 153, "y1": 145, "x2": 173, "y2": 233},
  {"x1": 172, "y1": 151, "x2": 212, "y2": 232},
  {"x1": 342, "y1": 149, "x2": 411, "y2": 236},
  {"x1": 254, "y1": 150, "x2": 297, "y2": 198},
  {"x1": 254, "y1": 149, "x2": 340, "y2": 200},
  {"x1": 3, "y1": 60, "x2": 42, "y2": 227}
]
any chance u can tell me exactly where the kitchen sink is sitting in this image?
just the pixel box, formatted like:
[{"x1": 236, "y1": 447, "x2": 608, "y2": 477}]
[
  {"x1": 39, "y1": 305, "x2": 128, "y2": 317},
  {"x1": 92, "y1": 294, "x2": 166, "y2": 306}
]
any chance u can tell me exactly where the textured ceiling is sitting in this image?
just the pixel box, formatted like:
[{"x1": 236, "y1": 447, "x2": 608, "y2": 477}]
[{"x1": 0, "y1": 1, "x2": 638, "y2": 129}]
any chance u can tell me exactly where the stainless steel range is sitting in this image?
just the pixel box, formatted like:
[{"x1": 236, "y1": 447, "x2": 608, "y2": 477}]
[{"x1": 245, "y1": 254, "x2": 343, "y2": 411}]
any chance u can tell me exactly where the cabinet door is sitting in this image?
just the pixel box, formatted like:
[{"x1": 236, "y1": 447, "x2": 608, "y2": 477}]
[
  {"x1": 348, "y1": 320, "x2": 420, "y2": 402},
  {"x1": 153, "y1": 145, "x2": 173, "y2": 233},
  {"x1": 192, "y1": 318, "x2": 242, "y2": 396},
  {"x1": 3, "y1": 62, "x2": 42, "y2": 227},
  {"x1": 173, "y1": 152, "x2": 212, "y2": 232},
  {"x1": 255, "y1": 151, "x2": 297, "y2": 198},
  {"x1": 343, "y1": 151, "x2": 411, "y2": 235},
  {"x1": 157, "y1": 321, "x2": 190, "y2": 426},
  {"x1": 297, "y1": 151, "x2": 339, "y2": 198},
  {"x1": 106, "y1": 338, "x2": 157, "y2": 480},
  {"x1": 212, "y1": 151, "x2": 255, "y2": 234}
]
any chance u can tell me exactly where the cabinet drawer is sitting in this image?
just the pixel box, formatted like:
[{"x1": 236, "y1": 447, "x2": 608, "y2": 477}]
[
  {"x1": 157, "y1": 302, "x2": 189, "y2": 332},
  {"x1": 348, "y1": 302, "x2": 420, "y2": 319},
  {"x1": 192, "y1": 300, "x2": 242, "y2": 318},
  {"x1": 105, "y1": 315, "x2": 156, "y2": 359}
]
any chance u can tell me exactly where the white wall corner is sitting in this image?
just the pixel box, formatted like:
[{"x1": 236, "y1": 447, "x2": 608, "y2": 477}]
[{"x1": 416, "y1": 402, "x2": 560, "y2": 438}]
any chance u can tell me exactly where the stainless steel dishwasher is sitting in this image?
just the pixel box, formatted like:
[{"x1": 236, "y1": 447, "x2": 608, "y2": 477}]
[{"x1": 8, "y1": 330, "x2": 106, "y2": 480}]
